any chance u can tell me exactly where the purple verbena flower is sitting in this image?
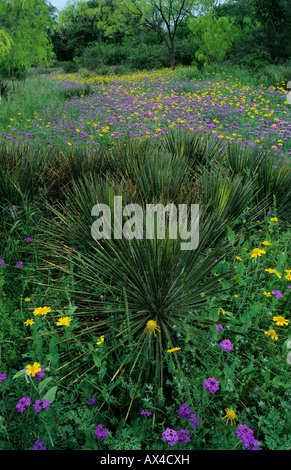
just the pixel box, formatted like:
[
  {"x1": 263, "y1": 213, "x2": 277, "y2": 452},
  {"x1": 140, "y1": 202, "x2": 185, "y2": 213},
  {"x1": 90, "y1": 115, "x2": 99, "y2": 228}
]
[
  {"x1": 178, "y1": 403, "x2": 192, "y2": 419},
  {"x1": 177, "y1": 429, "x2": 191, "y2": 444},
  {"x1": 24, "y1": 237, "x2": 33, "y2": 242},
  {"x1": 220, "y1": 339, "x2": 233, "y2": 352},
  {"x1": 203, "y1": 377, "x2": 219, "y2": 394},
  {"x1": 215, "y1": 324, "x2": 223, "y2": 331},
  {"x1": 0, "y1": 260, "x2": 5, "y2": 266},
  {"x1": 95, "y1": 424, "x2": 109, "y2": 442},
  {"x1": 162, "y1": 428, "x2": 178, "y2": 446},
  {"x1": 236, "y1": 424, "x2": 259, "y2": 450},
  {"x1": 88, "y1": 398, "x2": 96, "y2": 405},
  {"x1": 34, "y1": 369, "x2": 46, "y2": 381},
  {"x1": 271, "y1": 290, "x2": 283, "y2": 299},
  {"x1": 141, "y1": 409, "x2": 152, "y2": 417},
  {"x1": 188, "y1": 412, "x2": 202, "y2": 429},
  {"x1": 32, "y1": 440, "x2": 46, "y2": 450},
  {"x1": 15, "y1": 261, "x2": 24, "y2": 268},
  {"x1": 16, "y1": 397, "x2": 31, "y2": 412},
  {"x1": 0, "y1": 373, "x2": 7, "y2": 382}
]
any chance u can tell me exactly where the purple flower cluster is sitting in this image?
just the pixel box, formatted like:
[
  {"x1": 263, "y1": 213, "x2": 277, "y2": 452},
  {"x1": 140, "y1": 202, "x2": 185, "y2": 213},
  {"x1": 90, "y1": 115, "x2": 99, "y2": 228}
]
[
  {"x1": 95, "y1": 424, "x2": 109, "y2": 441},
  {"x1": 177, "y1": 429, "x2": 191, "y2": 444},
  {"x1": 0, "y1": 259, "x2": 4, "y2": 266},
  {"x1": 188, "y1": 413, "x2": 202, "y2": 429},
  {"x1": 88, "y1": 398, "x2": 96, "y2": 405},
  {"x1": 215, "y1": 324, "x2": 223, "y2": 331},
  {"x1": 141, "y1": 410, "x2": 152, "y2": 417},
  {"x1": 178, "y1": 403, "x2": 192, "y2": 419},
  {"x1": 24, "y1": 237, "x2": 33, "y2": 243},
  {"x1": 32, "y1": 440, "x2": 46, "y2": 450},
  {"x1": 10, "y1": 206, "x2": 16, "y2": 211},
  {"x1": 162, "y1": 428, "x2": 178, "y2": 446},
  {"x1": 0, "y1": 373, "x2": 7, "y2": 382},
  {"x1": 33, "y1": 399, "x2": 51, "y2": 413},
  {"x1": 16, "y1": 397, "x2": 31, "y2": 412},
  {"x1": 220, "y1": 339, "x2": 233, "y2": 352},
  {"x1": 34, "y1": 369, "x2": 46, "y2": 381},
  {"x1": 272, "y1": 290, "x2": 283, "y2": 299},
  {"x1": 203, "y1": 377, "x2": 219, "y2": 394},
  {"x1": 15, "y1": 261, "x2": 23, "y2": 268},
  {"x1": 236, "y1": 424, "x2": 260, "y2": 450}
]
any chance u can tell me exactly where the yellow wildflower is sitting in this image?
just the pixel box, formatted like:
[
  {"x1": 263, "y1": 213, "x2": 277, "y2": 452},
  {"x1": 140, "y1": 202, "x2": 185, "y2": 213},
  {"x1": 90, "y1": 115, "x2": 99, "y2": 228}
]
[
  {"x1": 261, "y1": 241, "x2": 272, "y2": 246},
  {"x1": 96, "y1": 335, "x2": 104, "y2": 345},
  {"x1": 222, "y1": 408, "x2": 238, "y2": 426},
  {"x1": 273, "y1": 316, "x2": 289, "y2": 326},
  {"x1": 250, "y1": 248, "x2": 266, "y2": 258},
  {"x1": 56, "y1": 317, "x2": 72, "y2": 327},
  {"x1": 167, "y1": 347, "x2": 181, "y2": 353},
  {"x1": 26, "y1": 362, "x2": 41, "y2": 377},
  {"x1": 33, "y1": 306, "x2": 51, "y2": 316},
  {"x1": 263, "y1": 292, "x2": 271, "y2": 297},
  {"x1": 264, "y1": 329, "x2": 278, "y2": 340},
  {"x1": 145, "y1": 320, "x2": 161, "y2": 338},
  {"x1": 24, "y1": 319, "x2": 35, "y2": 326}
]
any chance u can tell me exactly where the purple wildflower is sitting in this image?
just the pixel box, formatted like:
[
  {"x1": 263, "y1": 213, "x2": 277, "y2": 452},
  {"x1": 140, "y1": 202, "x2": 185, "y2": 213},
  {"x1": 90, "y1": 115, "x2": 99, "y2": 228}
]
[
  {"x1": 271, "y1": 290, "x2": 283, "y2": 299},
  {"x1": 212, "y1": 259, "x2": 218, "y2": 265},
  {"x1": 16, "y1": 397, "x2": 31, "y2": 413},
  {"x1": 188, "y1": 413, "x2": 202, "y2": 429},
  {"x1": 33, "y1": 400, "x2": 43, "y2": 413},
  {"x1": 0, "y1": 260, "x2": 4, "y2": 266},
  {"x1": 42, "y1": 400, "x2": 51, "y2": 410},
  {"x1": 24, "y1": 237, "x2": 33, "y2": 242},
  {"x1": 215, "y1": 324, "x2": 224, "y2": 331},
  {"x1": 178, "y1": 403, "x2": 192, "y2": 419},
  {"x1": 177, "y1": 429, "x2": 191, "y2": 444},
  {"x1": 34, "y1": 369, "x2": 46, "y2": 381},
  {"x1": 10, "y1": 206, "x2": 16, "y2": 211},
  {"x1": 141, "y1": 410, "x2": 152, "y2": 417},
  {"x1": 220, "y1": 339, "x2": 233, "y2": 352},
  {"x1": 95, "y1": 424, "x2": 109, "y2": 442},
  {"x1": 88, "y1": 398, "x2": 96, "y2": 405},
  {"x1": 203, "y1": 377, "x2": 219, "y2": 394},
  {"x1": 0, "y1": 373, "x2": 7, "y2": 382},
  {"x1": 32, "y1": 440, "x2": 46, "y2": 450},
  {"x1": 162, "y1": 428, "x2": 178, "y2": 446},
  {"x1": 236, "y1": 424, "x2": 259, "y2": 450},
  {"x1": 15, "y1": 261, "x2": 23, "y2": 268}
]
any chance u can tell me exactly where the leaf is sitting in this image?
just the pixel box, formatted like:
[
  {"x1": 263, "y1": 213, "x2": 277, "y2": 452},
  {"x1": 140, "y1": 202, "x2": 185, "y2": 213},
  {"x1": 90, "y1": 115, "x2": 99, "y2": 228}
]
[
  {"x1": 38, "y1": 377, "x2": 53, "y2": 394},
  {"x1": 42, "y1": 386, "x2": 57, "y2": 403},
  {"x1": 12, "y1": 369, "x2": 28, "y2": 379},
  {"x1": 227, "y1": 226, "x2": 235, "y2": 246},
  {"x1": 92, "y1": 352, "x2": 101, "y2": 368}
]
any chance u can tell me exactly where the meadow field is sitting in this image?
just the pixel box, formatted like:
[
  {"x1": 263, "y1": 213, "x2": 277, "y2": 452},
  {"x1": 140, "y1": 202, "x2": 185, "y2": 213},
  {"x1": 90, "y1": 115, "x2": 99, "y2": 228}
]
[{"x1": 0, "y1": 64, "x2": 290, "y2": 451}]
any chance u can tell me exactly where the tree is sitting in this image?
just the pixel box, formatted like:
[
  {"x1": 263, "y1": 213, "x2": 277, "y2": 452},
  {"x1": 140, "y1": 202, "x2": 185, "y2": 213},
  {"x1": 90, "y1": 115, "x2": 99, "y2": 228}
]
[
  {"x1": 119, "y1": 0, "x2": 226, "y2": 69},
  {"x1": 188, "y1": 10, "x2": 240, "y2": 65},
  {"x1": 57, "y1": 0, "x2": 132, "y2": 65},
  {"x1": 0, "y1": 0, "x2": 55, "y2": 81}
]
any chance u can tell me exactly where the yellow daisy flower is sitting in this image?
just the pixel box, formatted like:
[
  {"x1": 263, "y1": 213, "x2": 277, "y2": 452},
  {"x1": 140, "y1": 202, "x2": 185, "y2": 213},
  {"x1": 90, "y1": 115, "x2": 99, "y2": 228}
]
[
  {"x1": 264, "y1": 329, "x2": 278, "y2": 340},
  {"x1": 263, "y1": 291, "x2": 271, "y2": 297},
  {"x1": 261, "y1": 241, "x2": 272, "y2": 246},
  {"x1": 273, "y1": 316, "x2": 289, "y2": 326},
  {"x1": 222, "y1": 408, "x2": 238, "y2": 426},
  {"x1": 250, "y1": 248, "x2": 266, "y2": 258},
  {"x1": 33, "y1": 306, "x2": 51, "y2": 316},
  {"x1": 96, "y1": 335, "x2": 105, "y2": 345},
  {"x1": 145, "y1": 320, "x2": 161, "y2": 338},
  {"x1": 26, "y1": 362, "x2": 41, "y2": 377},
  {"x1": 24, "y1": 298, "x2": 31, "y2": 302},
  {"x1": 24, "y1": 319, "x2": 35, "y2": 326},
  {"x1": 56, "y1": 317, "x2": 72, "y2": 327}
]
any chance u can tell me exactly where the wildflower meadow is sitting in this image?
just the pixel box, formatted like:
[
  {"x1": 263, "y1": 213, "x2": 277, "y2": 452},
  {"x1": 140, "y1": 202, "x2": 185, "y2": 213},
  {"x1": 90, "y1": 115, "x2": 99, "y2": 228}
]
[{"x1": 0, "y1": 0, "x2": 290, "y2": 454}]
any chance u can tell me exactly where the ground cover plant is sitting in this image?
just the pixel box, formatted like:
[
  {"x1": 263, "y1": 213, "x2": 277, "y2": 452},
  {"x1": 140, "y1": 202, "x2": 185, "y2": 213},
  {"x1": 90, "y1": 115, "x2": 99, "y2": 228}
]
[{"x1": 0, "y1": 63, "x2": 290, "y2": 451}]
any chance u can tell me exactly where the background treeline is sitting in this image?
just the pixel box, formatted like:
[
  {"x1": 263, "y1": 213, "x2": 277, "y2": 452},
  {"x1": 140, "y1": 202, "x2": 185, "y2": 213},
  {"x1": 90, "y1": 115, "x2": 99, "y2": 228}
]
[{"x1": 0, "y1": 0, "x2": 290, "y2": 80}]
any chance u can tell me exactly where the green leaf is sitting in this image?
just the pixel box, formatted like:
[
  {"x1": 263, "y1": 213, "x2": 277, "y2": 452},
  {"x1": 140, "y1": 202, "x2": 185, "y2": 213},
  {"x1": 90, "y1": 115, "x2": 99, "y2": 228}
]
[
  {"x1": 12, "y1": 369, "x2": 27, "y2": 379},
  {"x1": 38, "y1": 377, "x2": 53, "y2": 394},
  {"x1": 227, "y1": 226, "x2": 235, "y2": 246},
  {"x1": 42, "y1": 386, "x2": 57, "y2": 403}
]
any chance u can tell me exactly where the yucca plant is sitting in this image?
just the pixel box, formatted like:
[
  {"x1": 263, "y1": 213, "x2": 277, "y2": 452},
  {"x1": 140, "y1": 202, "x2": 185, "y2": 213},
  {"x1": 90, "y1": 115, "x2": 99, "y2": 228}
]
[{"x1": 0, "y1": 143, "x2": 49, "y2": 205}]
